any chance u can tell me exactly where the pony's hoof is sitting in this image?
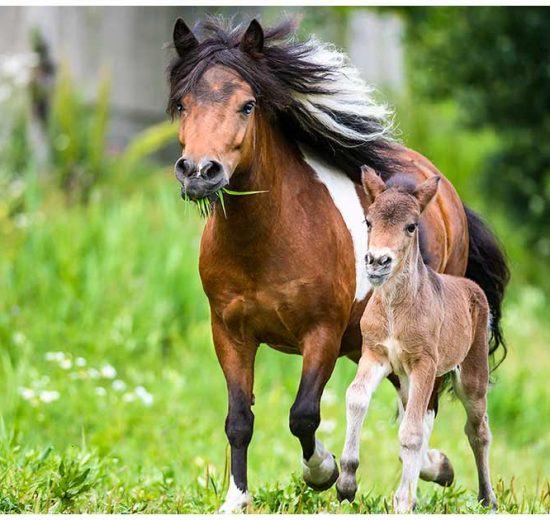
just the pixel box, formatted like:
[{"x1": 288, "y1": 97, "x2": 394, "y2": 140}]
[
  {"x1": 304, "y1": 454, "x2": 339, "y2": 491},
  {"x1": 433, "y1": 453, "x2": 454, "y2": 487}
]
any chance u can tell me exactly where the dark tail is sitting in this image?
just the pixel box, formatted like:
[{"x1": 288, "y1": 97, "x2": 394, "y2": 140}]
[{"x1": 464, "y1": 205, "x2": 510, "y2": 370}]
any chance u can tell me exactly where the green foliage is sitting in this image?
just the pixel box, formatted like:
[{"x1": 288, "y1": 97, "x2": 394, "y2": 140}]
[
  {"x1": 400, "y1": 7, "x2": 550, "y2": 257},
  {"x1": 48, "y1": 63, "x2": 111, "y2": 203}
]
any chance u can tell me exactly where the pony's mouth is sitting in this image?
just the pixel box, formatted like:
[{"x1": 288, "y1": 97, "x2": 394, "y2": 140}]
[{"x1": 367, "y1": 271, "x2": 390, "y2": 287}]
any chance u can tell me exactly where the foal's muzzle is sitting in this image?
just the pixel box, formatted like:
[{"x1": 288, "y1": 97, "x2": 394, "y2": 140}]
[
  {"x1": 175, "y1": 157, "x2": 228, "y2": 200},
  {"x1": 366, "y1": 252, "x2": 393, "y2": 287}
]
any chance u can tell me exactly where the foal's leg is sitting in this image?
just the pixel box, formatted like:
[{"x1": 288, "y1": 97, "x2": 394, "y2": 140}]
[
  {"x1": 454, "y1": 332, "x2": 496, "y2": 509},
  {"x1": 289, "y1": 327, "x2": 340, "y2": 491},
  {"x1": 336, "y1": 350, "x2": 391, "y2": 502},
  {"x1": 394, "y1": 360, "x2": 436, "y2": 513},
  {"x1": 213, "y1": 320, "x2": 258, "y2": 513}
]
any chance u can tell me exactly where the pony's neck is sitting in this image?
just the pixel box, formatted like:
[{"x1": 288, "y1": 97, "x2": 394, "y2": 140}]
[
  {"x1": 377, "y1": 239, "x2": 427, "y2": 308},
  {"x1": 211, "y1": 113, "x2": 302, "y2": 243}
]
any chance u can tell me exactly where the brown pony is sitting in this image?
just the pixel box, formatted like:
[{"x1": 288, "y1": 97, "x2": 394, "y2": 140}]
[
  {"x1": 167, "y1": 17, "x2": 509, "y2": 512},
  {"x1": 336, "y1": 167, "x2": 496, "y2": 512}
]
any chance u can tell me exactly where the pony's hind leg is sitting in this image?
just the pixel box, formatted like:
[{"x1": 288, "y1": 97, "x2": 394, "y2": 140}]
[
  {"x1": 453, "y1": 327, "x2": 496, "y2": 509},
  {"x1": 336, "y1": 350, "x2": 391, "y2": 502},
  {"x1": 289, "y1": 327, "x2": 340, "y2": 491}
]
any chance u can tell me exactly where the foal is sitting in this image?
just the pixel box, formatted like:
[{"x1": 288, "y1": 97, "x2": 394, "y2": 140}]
[{"x1": 336, "y1": 167, "x2": 497, "y2": 513}]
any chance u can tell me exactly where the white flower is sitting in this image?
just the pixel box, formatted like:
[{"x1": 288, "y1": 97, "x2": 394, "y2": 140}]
[
  {"x1": 13, "y1": 332, "x2": 27, "y2": 347},
  {"x1": 95, "y1": 386, "x2": 107, "y2": 397},
  {"x1": 323, "y1": 389, "x2": 337, "y2": 406},
  {"x1": 122, "y1": 392, "x2": 135, "y2": 403},
  {"x1": 45, "y1": 351, "x2": 65, "y2": 362},
  {"x1": 318, "y1": 419, "x2": 337, "y2": 434},
  {"x1": 100, "y1": 364, "x2": 117, "y2": 379},
  {"x1": 75, "y1": 357, "x2": 86, "y2": 367},
  {"x1": 59, "y1": 358, "x2": 72, "y2": 370},
  {"x1": 87, "y1": 368, "x2": 100, "y2": 379},
  {"x1": 112, "y1": 379, "x2": 126, "y2": 392},
  {"x1": 18, "y1": 387, "x2": 35, "y2": 400},
  {"x1": 38, "y1": 390, "x2": 60, "y2": 403},
  {"x1": 135, "y1": 386, "x2": 154, "y2": 406}
]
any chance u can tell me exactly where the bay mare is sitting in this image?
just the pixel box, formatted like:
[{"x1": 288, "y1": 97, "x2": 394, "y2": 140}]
[{"x1": 167, "y1": 17, "x2": 509, "y2": 512}]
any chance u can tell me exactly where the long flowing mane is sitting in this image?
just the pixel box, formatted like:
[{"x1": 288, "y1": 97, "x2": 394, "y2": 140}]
[{"x1": 168, "y1": 17, "x2": 401, "y2": 183}]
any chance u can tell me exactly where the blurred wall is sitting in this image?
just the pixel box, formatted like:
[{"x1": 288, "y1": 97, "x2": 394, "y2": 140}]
[{"x1": 0, "y1": 6, "x2": 404, "y2": 149}]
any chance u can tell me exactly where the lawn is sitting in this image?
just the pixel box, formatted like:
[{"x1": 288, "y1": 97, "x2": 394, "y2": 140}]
[{"x1": 0, "y1": 97, "x2": 549, "y2": 513}]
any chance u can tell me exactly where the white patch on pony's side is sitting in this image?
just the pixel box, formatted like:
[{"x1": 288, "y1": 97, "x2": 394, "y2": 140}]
[
  {"x1": 304, "y1": 153, "x2": 371, "y2": 301},
  {"x1": 218, "y1": 476, "x2": 250, "y2": 514}
]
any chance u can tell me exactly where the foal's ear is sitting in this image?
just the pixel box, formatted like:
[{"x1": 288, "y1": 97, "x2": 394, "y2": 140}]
[
  {"x1": 413, "y1": 176, "x2": 441, "y2": 213},
  {"x1": 173, "y1": 18, "x2": 198, "y2": 57},
  {"x1": 361, "y1": 165, "x2": 386, "y2": 204},
  {"x1": 240, "y1": 19, "x2": 264, "y2": 55}
]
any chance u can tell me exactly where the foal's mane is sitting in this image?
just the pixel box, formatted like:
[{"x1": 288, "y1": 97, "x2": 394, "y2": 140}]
[{"x1": 167, "y1": 17, "x2": 401, "y2": 183}]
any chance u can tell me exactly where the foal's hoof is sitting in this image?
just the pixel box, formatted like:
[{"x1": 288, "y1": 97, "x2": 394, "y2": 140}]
[
  {"x1": 336, "y1": 486, "x2": 356, "y2": 503},
  {"x1": 304, "y1": 454, "x2": 339, "y2": 491},
  {"x1": 433, "y1": 453, "x2": 454, "y2": 487}
]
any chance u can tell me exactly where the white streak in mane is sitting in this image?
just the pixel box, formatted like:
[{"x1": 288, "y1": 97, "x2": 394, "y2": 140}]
[
  {"x1": 304, "y1": 152, "x2": 371, "y2": 302},
  {"x1": 292, "y1": 38, "x2": 394, "y2": 145}
]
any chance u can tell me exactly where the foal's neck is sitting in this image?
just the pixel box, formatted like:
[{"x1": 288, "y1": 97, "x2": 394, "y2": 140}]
[{"x1": 378, "y1": 239, "x2": 427, "y2": 308}]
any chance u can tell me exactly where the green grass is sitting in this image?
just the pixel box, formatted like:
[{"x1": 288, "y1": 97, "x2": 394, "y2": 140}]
[{"x1": 0, "y1": 99, "x2": 549, "y2": 512}]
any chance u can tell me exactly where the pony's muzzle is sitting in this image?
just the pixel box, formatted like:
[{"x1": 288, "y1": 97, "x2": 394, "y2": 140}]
[
  {"x1": 175, "y1": 157, "x2": 228, "y2": 200},
  {"x1": 366, "y1": 252, "x2": 393, "y2": 286}
]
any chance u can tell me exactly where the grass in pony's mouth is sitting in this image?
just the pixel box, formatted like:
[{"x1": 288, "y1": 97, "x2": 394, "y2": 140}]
[{"x1": 183, "y1": 188, "x2": 267, "y2": 219}]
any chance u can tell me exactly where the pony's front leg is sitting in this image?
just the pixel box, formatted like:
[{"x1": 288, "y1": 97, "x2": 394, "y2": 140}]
[
  {"x1": 289, "y1": 327, "x2": 340, "y2": 491},
  {"x1": 336, "y1": 350, "x2": 391, "y2": 502},
  {"x1": 394, "y1": 359, "x2": 436, "y2": 513},
  {"x1": 213, "y1": 320, "x2": 258, "y2": 514}
]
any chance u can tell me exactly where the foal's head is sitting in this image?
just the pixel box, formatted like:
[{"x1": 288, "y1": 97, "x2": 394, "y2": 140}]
[{"x1": 361, "y1": 166, "x2": 440, "y2": 287}]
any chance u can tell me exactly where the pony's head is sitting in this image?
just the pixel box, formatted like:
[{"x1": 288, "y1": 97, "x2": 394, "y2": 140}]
[
  {"x1": 168, "y1": 16, "x2": 395, "y2": 203},
  {"x1": 361, "y1": 166, "x2": 440, "y2": 287}
]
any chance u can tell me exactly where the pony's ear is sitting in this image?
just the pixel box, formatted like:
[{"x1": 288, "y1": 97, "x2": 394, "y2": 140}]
[
  {"x1": 240, "y1": 19, "x2": 264, "y2": 55},
  {"x1": 173, "y1": 18, "x2": 198, "y2": 57},
  {"x1": 361, "y1": 165, "x2": 386, "y2": 205},
  {"x1": 413, "y1": 176, "x2": 440, "y2": 213}
]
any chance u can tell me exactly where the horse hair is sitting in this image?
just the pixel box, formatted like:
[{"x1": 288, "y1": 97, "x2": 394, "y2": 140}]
[{"x1": 167, "y1": 16, "x2": 402, "y2": 184}]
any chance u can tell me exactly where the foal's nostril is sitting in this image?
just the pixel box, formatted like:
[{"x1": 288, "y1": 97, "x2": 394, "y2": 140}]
[
  {"x1": 200, "y1": 160, "x2": 223, "y2": 179},
  {"x1": 378, "y1": 255, "x2": 392, "y2": 267},
  {"x1": 366, "y1": 253, "x2": 374, "y2": 265}
]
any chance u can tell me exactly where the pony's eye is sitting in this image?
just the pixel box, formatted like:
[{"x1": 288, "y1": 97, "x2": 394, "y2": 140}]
[
  {"x1": 406, "y1": 223, "x2": 417, "y2": 234},
  {"x1": 240, "y1": 101, "x2": 255, "y2": 116},
  {"x1": 176, "y1": 103, "x2": 184, "y2": 113},
  {"x1": 365, "y1": 219, "x2": 372, "y2": 230}
]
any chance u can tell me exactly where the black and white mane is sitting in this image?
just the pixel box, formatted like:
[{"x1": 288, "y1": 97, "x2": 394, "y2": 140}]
[{"x1": 168, "y1": 17, "x2": 400, "y2": 183}]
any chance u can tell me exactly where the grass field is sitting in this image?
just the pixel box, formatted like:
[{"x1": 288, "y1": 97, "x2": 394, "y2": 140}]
[{"x1": 0, "y1": 102, "x2": 549, "y2": 513}]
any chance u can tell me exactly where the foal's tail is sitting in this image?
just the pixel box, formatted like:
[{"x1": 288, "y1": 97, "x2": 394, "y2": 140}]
[{"x1": 464, "y1": 205, "x2": 510, "y2": 369}]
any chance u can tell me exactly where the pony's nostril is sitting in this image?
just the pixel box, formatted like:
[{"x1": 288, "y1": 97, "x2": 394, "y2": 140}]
[
  {"x1": 175, "y1": 157, "x2": 193, "y2": 179},
  {"x1": 200, "y1": 160, "x2": 223, "y2": 179},
  {"x1": 366, "y1": 253, "x2": 374, "y2": 265}
]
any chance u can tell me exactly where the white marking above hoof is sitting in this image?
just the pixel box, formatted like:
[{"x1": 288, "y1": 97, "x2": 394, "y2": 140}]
[
  {"x1": 302, "y1": 439, "x2": 337, "y2": 487},
  {"x1": 218, "y1": 477, "x2": 250, "y2": 514}
]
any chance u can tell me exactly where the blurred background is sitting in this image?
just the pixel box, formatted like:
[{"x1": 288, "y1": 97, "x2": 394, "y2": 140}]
[{"x1": 0, "y1": 6, "x2": 548, "y2": 513}]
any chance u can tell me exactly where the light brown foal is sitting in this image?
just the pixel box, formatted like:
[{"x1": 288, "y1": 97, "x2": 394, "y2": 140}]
[{"x1": 336, "y1": 167, "x2": 497, "y2": 513}]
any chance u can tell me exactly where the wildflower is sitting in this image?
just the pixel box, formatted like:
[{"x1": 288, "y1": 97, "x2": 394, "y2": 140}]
[
  {"x1": 13, "y1": 332, "x2": 28, "y2": 347},
  {"x1": 18, "y1": 387, "x2": 35, "y2": 401},
  {"x1": 87, "y1": 368, "x2": 100, "y2": 379},
  {"x1": 45, "y1": 351, "x2": 65, "y2": 362},
  {"x1": 60, "y1": 358, "x2": 72, "y2": 370},
  {"x1": 75, "y1": 357, "x2": 86, "y2": 367},
  {"x1": 318, "y1": 419, "x2": 337, "y2": 434},
  {"x1": 95, "y1": 386, "x2": 107, "y2": 397},
  {"x1": 135, "y1": 386, "x2": 154, "y2": 406},
  {"x1": 38, "y1": 390, "x2": 60, "y2": 403},
  {"x1": 112, "y1": 379, "x2": 126, "y2": 392},
  {"x1": 122, "y1": 392, "x2": 135, "y2": 403},
  {"x1": 100, "y1": 364, "x2": 117, "y2": 379}
]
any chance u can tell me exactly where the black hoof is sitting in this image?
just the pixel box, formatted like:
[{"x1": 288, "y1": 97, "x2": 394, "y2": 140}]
[
  {"x1": 434, "y1": 454, "x2": 454, "y2": 487},
  {"x1": 336, "y1": 486, "x2": 356, "y2": 503},
  {"x1": 304, "y1": 454, "x2": 339, "y2": 492}
]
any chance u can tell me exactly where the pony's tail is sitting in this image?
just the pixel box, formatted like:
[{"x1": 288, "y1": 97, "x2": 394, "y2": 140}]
[{"x1": 464, "y1": 205, "x2": 510, "y2": 370}]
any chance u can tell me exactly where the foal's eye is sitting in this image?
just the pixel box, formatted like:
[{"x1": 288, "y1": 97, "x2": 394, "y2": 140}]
[
  {"x1": 240, "y1": 101, "x2": 256, "y2": 116},
  {"x1": 176, "y1": 103, "x2": 184, "y2": 113},
  {"x1": 365, "y1": 219, "x2": 372, "y2": 230},
  {"x1": 406, "y1": 223, "x2": 418, "y2": 234}
]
